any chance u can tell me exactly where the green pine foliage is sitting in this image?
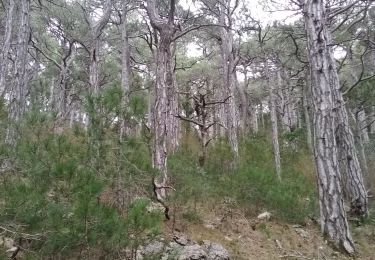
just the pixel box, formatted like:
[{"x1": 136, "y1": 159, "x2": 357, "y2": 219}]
[{"x1": 0, "y1": 101, "x2": 317, "y2": 258}]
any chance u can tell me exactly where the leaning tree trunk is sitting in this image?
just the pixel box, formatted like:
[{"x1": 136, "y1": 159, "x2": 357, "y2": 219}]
[
  {"x1": 302, "y1": 0, "x2": 358, "y2": 253},
  {"x1": 0, "y1": 0, "x2": 15, "y2": 98},
  {"x1": 6, "y1": 0, "x2": 30, "y2": 146}
]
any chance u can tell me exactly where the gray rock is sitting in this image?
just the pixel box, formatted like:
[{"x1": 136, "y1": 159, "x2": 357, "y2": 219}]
[
  {"x1": 174, "y1": 233, "x2": 191, "y2": 246},
  {"x1": 178, "y1": 244, "x2": 208, "y2": 260},
  {"x1": 203, "y1": 241, "x2": 230, "y2": 260}
]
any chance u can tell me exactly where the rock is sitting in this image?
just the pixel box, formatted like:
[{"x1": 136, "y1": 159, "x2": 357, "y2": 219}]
[
  {"x1": 295, "y1": 228, "x2": 308, "y2": 239},
  {"x1": 224, "y1": 236, "x2": 233, "y2": 242},
  {"x1": 203, "y1": 241, "x2": 230, "y2": 260},
  {"x1": 146, "y1": 201, "x2": 165, "y2": 214},
  {"x1": 178, "y1": 244, "x2": 208, "y2": 260},
  {"x1": 3, "y1": 237, "x2": 14, "y2": 249},
  {"x1": 142, "y1": 240, "x2": 165, "y2": 256},
  {"x1": 174, "y1": 233, "x2": 191, "y2": 246},
  {"x1": 257, "y1": 211, "x2": 272, "y2": 221}
]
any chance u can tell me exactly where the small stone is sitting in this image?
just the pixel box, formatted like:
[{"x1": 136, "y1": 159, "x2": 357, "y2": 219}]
[
  {"x1": 295, "y1": 228, "x2": 308, "y2": 238},
  {"x1": 257, "y1": 211, "x2": 272, "y2": 221},
  {"x1": 224, "y1": 236, "x2": 233, "y2": 242},
  {"x1": 174, "y1": 233, "x2": 190, "y2": 246},
  {"x1": 3, "y1": 237, "x2": 14, "y2": 249},
  {"x1": 146, "y1": 201, "x2": 165, "y2": 213}
]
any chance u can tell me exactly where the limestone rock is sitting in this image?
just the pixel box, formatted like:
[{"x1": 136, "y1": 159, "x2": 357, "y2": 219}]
[
  {"x1": 178, "y1": 244, "x2": 208, "y2": 260},
  {"x1": 203, "y1": 240, "x2": 230, "y2": 260},
  {"x1": 257, "y1": 211, "x2": 272, "y2": 221}
]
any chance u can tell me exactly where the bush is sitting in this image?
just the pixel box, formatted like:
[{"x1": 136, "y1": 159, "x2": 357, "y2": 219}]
[
  {"x1": 169, "y1": 136, "x2": 317, "y2": 224},
  {"x1": 0, "y1": 118, "x2": 161, "y2": 258}
]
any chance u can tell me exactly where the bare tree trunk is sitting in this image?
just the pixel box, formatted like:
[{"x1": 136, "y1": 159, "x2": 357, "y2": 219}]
[
  {"x1": 146, "y1": 0, "x2": 180, "y2": 205},
  {"x1": 119, "y1": 3, "x2": 131, "y2": 141},
  {"x1": 349, "y1": 109, "x2": 370, "y2": 190},
  {"x1": 57, "y1": 41, "x2": 75, "y2": 122},
  {"x1": 277, "y1": 67, "x2": 298, "y2": 132},
  {"x1": 357, "y1": 108, "x2": 369, "y2": 143},
  {"x1": 371, "y1": 106, "x2": 375, "y2": 134},
  {"x1": 303, "y1": 71, "x2": 313, "y2": 151},
  {"x1": 87, "y1": 0, "x2": 113, "y2": 95},
  {"x1": 0, "y1": 0, "x2": 15, "y2": 98},
  {"x1": 302, "y1": 0, "x2": 358, "y2": 253},
  {"x1": 219, "y1": 4, "x2": 238, "y2": 158},
  {"x1": 269, "y1": 68, "x2": 282, "y2": 180},
  {"x1": 6, "y1": 0, "x2": 30, "y2": 146}
]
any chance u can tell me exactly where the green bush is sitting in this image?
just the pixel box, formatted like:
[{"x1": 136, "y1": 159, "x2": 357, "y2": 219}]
[
  {"x1": 169, "y1": 136, "x2": 317, "y2": 224},
  {"x1": 0, "y1": 119, "x2": 161, "y2": 258}
]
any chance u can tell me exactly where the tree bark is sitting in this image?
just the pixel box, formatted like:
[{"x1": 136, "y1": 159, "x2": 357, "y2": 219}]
[
  {"x1": 302, "y1": 0, "x2": 360, "y2": 253},
  {"x1": 219, "y1": 3, "x2": 239, "y2": 158},
  {"x1": 270, "y1": 68, "x2": 282, "y2": 180},
  {"x1": 303, "y1": 70, "x2": 313, "y2": 152},
  {"x1": 88, "y1": 0, "x2": 113, "y2": 94},
  {"x1": 0, "y1": 0, "x2": 15, "y2": 98},
  {"x1": 6, "y1": 0, "x2": 30, "y2": 145},
  {"x1": 146, "y1": 0, "x2": 180, "y2": 199},
  {"x1": 119, "y1": 2, "x2": 131, "y2": 140}
]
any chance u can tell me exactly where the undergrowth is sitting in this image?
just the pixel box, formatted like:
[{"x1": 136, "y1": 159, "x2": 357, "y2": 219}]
[{"x1": 0, "y1": 109, "x2": 318, "y2": 258}]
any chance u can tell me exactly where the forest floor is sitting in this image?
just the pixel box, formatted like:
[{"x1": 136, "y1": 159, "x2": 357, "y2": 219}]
[{"x1": 164, "y1": 201, "x2": 375, "y2": 260}]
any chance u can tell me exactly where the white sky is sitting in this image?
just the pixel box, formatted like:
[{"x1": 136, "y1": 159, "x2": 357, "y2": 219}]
[{"x1": 180, "y1": 0, "x2": 300, "y2": 57}]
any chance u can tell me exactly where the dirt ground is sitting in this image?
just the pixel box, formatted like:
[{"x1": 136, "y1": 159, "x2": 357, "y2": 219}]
[{"x1": 164, "y1": 203, "x2": 375, "y2": 260}]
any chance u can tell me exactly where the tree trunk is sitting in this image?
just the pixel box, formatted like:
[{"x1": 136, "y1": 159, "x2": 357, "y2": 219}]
[
  {"x1": 6, "y1": 0, "x2": 30, "y2": 145},
  {"x1": 371, "y1": 106, "x2": 375, "y2": 134},
  {"x1": 302, "y1": 0, "x2": 358, "y2": 253},
  {"x1": 269, "y1": 68, "x2": 282, "y2": 180},
  {"x1": 0, "y1": 0, "x2": 15, "y2": 98},
  {"x1": 119, "y1": 4, "x2": 131, "y2": 140},
  {"x1": 357, "y1": 108, "x2": 369, "y2": 143},
  {"x1": 146, "y1": 0, "x2": 180, "y2": 204},
  {"x1": 57, "y1": 41, "x2": 75, "y2": 122},
  {"x1": 219, "y1": 5, "x2": 238, "y2": 158},
  {"x1": 303, "y1": 70, "x2": 313, "y2": 152}
]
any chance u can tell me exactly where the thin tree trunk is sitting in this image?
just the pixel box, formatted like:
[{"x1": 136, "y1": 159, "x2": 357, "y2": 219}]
[
  {"x1": 269, "y1": 69, "x2": 282, "y2": 180},
  {"x1": 0, "y1": 0, "x2": 15, "y2": 98},
  {"x1": 119, "y1": 3, "x2": 131, "y2": 141},
  {"x1": 303, "y1": 71, "x2": 313, "y2": 151},
  {"x1": 350, "y1": 109, "x2": 370, "y2": 190},
  {"x1": 357, "y1": 108, "x2": 369, "y2": 143},
  {"x1": 302, "y1": 0, "x2": 357, "y2": 253}
]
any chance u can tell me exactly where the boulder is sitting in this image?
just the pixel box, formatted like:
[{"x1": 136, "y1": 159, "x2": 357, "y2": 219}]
[
  {"x1": 203, "y1": 240, "x2": 230, "y2": 260},
  {"x1": 178, "y1": 244, "x2": 208, "y2": 260}
]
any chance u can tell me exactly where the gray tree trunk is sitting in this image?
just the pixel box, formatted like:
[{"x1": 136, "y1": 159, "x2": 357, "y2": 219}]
[
  {"x1": 6, "y1": 0, "x2": 30, "y2": 146},
  {"x1": 302, "y1": 0, "x2": 360, "y2": 253},
  {"x1": 0, "y1": 0, "x2": 15, "y2": 98},
  {"x1": 269, "y1": 68, "x2": 282, "y2": 180},
  {"x1": 119, "y1": 3, "x2": 131, "y2": 140},
  {"x1": 88, "y1": 0, "x2": 112, "y2": 94},
  {"x1": 146, "y1": 0, "x2": 180, "y2": 197},
  {"x1": 219, "y1": 3, "x2": 239, "y2": 158},
  {"x1": 303, "y1": 70, "x2": 313, "y2": 151},
  {"x1": 57, "y1": 41, "x2": 75, "y2": 121},
  {"x1": 357, "y1": 108, "x2": 369, "y2": 143}
]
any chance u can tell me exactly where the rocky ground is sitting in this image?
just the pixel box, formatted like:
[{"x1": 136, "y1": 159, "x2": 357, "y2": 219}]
[{"x1": 159, "y1": 202, "x2": 375, "y2": 260}]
